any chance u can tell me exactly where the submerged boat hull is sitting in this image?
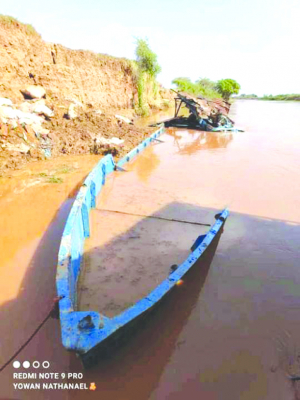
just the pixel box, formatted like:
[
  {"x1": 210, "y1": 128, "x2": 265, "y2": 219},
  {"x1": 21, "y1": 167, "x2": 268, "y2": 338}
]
[{"x1": 56, "y1": 125, "x2": 229, "y2": 368}]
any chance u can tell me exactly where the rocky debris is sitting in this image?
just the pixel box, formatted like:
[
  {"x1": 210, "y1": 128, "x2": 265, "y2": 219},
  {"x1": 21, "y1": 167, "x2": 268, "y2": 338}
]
[
  {"x1": 115, "y1": 114, "x2": 133, "y2": 125},
  {"x1": 32, "y1": 104, "x2": 54, "y2": 118},
  {"x1": 92, "y1": 136, "x2": 124, "y2": 156},
  {"x1": 5, "y1": 142, "x2": 31, "y2": 154},
  {"x1": 65, "y1": 103, "x2": 79, "y2": 119},
  {"x1": 63, "y1": 98, "x2": 84, "y2": 119},
  {"x1": 68, "y1": 104, "x2": 77, "y2": 119},
  {"x1": 19, "y1": 102, "x2": 34, "y2": 113},
  {"x1": 65, "y1": 98, "x2": 84, "y2": 108},
  {"x1": 0, "y1": 101, "x2": 49, "y2": 126},
  {"x1": 0, "y1": 89, "x2": 155, "y2": 175},
  {"x1": 0, "y1": 98, "x2": 13, "y2": 107},
  {"x1": 31, "y1": 124, "x2": 50, "y2": 136},
  {"x1": 20, "y1": 85, "x2": 46, "y2": 100},
  {"x1": 0, "y1": 91, "x2": 55, "y2": 171},
  {"x1": 95, "y1": 137, "x2": 124, "y2": 146},
  {"x1": 0, "y1": 106, "x2": 17, "y2": 121}
]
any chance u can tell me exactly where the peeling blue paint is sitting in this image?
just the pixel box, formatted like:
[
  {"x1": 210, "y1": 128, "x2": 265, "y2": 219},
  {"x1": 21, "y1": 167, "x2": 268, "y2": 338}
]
[{"x1": 56, "y1": 125, "x2": 228, "y2": 365}]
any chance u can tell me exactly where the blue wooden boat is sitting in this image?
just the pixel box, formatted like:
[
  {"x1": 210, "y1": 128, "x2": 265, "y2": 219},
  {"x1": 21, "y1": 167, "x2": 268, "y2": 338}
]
[{"x1": 56, "y1": 125, "x2": 229, "y2": 368}]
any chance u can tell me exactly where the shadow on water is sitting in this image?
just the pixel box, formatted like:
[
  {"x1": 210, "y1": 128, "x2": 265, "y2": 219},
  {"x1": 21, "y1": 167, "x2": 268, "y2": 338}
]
[
  {"x1": 69, "y1": 209, "x2": 224, "y2": 400},
  {"x1": 0, "y1": 185, "x2": 81, "y2": 400}
]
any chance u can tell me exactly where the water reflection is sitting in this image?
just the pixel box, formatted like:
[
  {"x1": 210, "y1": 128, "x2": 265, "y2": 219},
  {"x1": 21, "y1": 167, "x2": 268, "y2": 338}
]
[
  {"x1": 128, "y1": 145, "x2": 161, "y2": 183},
  {"x1": 167, "y1": 128, "x2": 233, "y2": 155}
]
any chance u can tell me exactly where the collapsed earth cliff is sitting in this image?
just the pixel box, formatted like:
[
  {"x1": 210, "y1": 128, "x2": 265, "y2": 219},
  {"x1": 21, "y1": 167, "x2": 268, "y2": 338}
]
[{"x1": 0, "y1": 17, "x2": 172, "y2": 175}]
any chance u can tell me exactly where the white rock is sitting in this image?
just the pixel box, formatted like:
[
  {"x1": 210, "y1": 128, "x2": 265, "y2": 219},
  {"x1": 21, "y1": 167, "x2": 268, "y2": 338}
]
[
  {"x1": 21, "y1": 85, "x2": 46, "y2": 100},
  {"x1": 33, "y1": 104, "x2": 54, "y2": 118},
  {"x1": 5, "y1": 143, "x2": 30, "y2": 154},
  {"x1": 0, "y1": 98, "x2": 13, "y2": 107},
  {"x1": 115, "y1": 114, "x2": 133, "y2": 124},
  {"x1": 94, "y1": 110, "x2": 102, "y2": 115},
  {"x1": 18, "y1": 112, "x2": 44, "y2": 126},
  {"x1": 0, "y1": 106, "x2": 18, "y2": 119},
  {"x1": 65, "y1": 98, "x2": 84, "y2": 107},
  {"x1": 96, "y1": 137, "x2": 124, "y2": 146},
  {"x1": 31, "y1": 124, "x2": 50, "y2": 135},
  {"x1": 8, "y1": 120, "x2": 18, "y2": 129},
  {"x1": 19, "y1": 102, "x2": 34, "y2": 113},
  {"x1": 0, "y1": 106, "x2": 45, "y2": 126},
  {"x1": 32, "y1": 99, "x2": 46, "y2": 106},
  {"x1": 67, "y1": 103, "x2": 78, "y2": 119}
]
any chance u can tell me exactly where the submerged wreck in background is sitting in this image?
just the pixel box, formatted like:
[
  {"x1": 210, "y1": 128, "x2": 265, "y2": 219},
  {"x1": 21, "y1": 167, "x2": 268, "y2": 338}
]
[{"x1": 151, "y1": 91, "x2": 243, "y2": 132}]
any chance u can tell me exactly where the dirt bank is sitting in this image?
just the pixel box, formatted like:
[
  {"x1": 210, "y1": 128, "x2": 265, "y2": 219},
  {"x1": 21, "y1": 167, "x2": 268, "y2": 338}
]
[
  {"x1": 0, "y1": 16, "x2": 173, "y2": 175},
  {"x1": 0, "y1": 17, "x2": 172, "y2": 109},
  {"x1": 0, "y1": 98, "x2": 156, "y2": 174}
]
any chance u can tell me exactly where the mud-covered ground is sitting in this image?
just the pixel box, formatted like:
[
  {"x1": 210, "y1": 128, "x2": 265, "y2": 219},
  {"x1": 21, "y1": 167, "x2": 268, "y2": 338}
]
[
  {"x1": 0, "y1": 102, "x2": 155, "y2": 176},
  {"x1": 47, "y1": 106, "x2": 155, "y2": 158}
]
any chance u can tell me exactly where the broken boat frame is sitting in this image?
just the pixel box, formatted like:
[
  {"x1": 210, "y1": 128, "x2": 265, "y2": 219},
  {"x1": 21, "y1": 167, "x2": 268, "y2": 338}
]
[
  {"x1": 56, "y1": 125, "x2": 229, "y2": 368},
  {"x1": 151, "y1": 91, "x2": 243, "y2": 132}
]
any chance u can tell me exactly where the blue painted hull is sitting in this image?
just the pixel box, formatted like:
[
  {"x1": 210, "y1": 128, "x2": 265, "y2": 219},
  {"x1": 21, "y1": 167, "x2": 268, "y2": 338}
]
[{"x1": 56, "y1": 125, "x2": 229, "y2": 368}]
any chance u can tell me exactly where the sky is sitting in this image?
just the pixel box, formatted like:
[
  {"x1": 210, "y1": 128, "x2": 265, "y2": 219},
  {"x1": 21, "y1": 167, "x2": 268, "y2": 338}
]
[{"x1": 2, "y1": 0, "x2": 300, "y2": 96}]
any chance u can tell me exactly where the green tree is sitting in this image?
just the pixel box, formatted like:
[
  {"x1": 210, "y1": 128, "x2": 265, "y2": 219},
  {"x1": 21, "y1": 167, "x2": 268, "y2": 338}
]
[
  {"x1": 172, "y1": 77, "x2": 195, "y2": 94},
  {"x1": 196, "y1": 78, "x2": 216, "y2": 91},
  {"x1": 216, "y1": 79, "x2": 240, "y2": 100},
  {"x1": 135, "y1": 38, "x2": 161, "y2": 78},
  {"x1": 172, "y1": 77, "x2": 221, "y2": 99},
  {"x1": 134, "y1": 38, "x2": 161, "y2": 116}
]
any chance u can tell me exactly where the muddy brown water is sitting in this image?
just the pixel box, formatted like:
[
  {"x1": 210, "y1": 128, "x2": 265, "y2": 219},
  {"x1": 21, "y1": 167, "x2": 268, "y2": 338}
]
[{"x1": 0, "y1": 100, "x2": 300, "y2": 399}]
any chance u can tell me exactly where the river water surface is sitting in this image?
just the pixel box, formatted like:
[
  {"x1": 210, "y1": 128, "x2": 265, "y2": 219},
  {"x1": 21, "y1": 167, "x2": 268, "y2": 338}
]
[{"x1": 0, "y1": 100, "x2": 300, "y2": 400}]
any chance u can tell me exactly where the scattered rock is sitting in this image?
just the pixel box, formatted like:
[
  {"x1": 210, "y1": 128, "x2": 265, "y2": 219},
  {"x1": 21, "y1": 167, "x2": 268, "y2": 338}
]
[
  {"x1": 5, "y1": 143, "x2": 30, "y2": 154},
  {"x1": 0, "y1": 106, "x2": 18, "y2": 120},
  {"x1": 65, "y1": 103, "x2": 78, "y2": 119},
  {"x1": 19, "y1": 102, "x2": 33, "y2": 113},
  {"x1": 21, "y1": 85, "x2": 46, "y2": 100},
  {"x1": 18, "y1": 112, "x2": 44, "y2": 126},
  {"x1": 95, "y1": 137, "x2": 124, "y2": 146},
  {"x1": 115, "y1": 114, "x2": 133, "y2": 124},
  {"x1": 33, "y1": 99, "x2": 46, "y2": 106},
  {"x1": 65, "y1": 98, "x2": 84, "y2": 107},
  {"x1": 0, "y1": 85, "x2": 155, "y2": 174},
  {"x1": 0, "y1": 106, "x2": 45, "y2": 126},
  {"x1": 33, "y1": 104, "x2": 54, "y2": 118},
  {"x1": 8, "y1": 120, "x2": 18, "y2": 129},
  {"x1": 0, "y1": 98, "x2": 13, "y2": 107},
  {"x1": 31, "y1": 124, "x2": 50, "y2": 136}
]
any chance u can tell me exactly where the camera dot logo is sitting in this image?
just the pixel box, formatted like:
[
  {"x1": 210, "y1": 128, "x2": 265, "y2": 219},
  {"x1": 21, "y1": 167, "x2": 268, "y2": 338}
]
[
  {"x1": 13, "y1": 361, "x2": 21, "y2": 369},
  {"x1": 23, "y1": 361, "x2": 30, "y2": 369},
  {"x1": 42, "y1": 361, "x2": 50, "y2": 369}
]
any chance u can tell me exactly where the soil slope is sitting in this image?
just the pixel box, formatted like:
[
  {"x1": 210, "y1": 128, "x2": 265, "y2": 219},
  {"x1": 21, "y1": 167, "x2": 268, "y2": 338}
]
[
  {"x1": 0, "y1": 19, "x2": 134, "y2": 108},
  {"x1": 0, "y1": 18, "x2": 172, "y2": 175}
]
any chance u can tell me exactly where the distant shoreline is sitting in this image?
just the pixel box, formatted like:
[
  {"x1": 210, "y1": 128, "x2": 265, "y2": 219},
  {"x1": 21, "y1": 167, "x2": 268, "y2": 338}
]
[{"x1": 235, "y1": 95, "x2": 300, "y2": 101}]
